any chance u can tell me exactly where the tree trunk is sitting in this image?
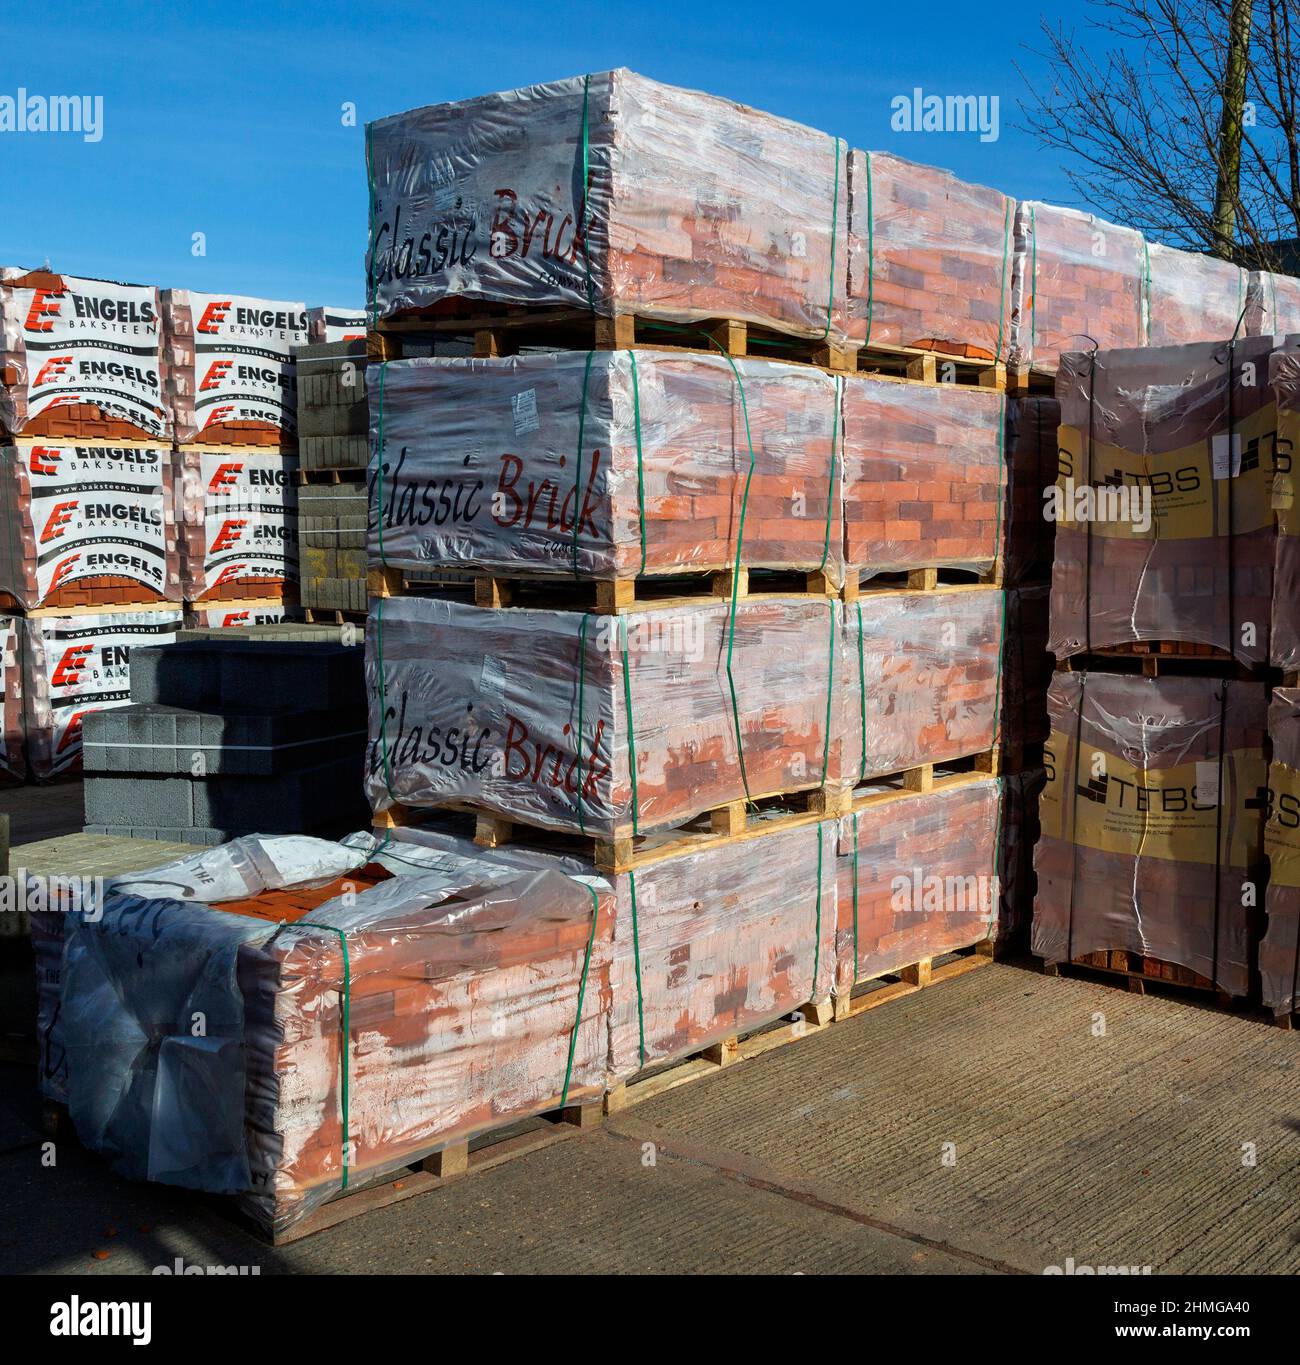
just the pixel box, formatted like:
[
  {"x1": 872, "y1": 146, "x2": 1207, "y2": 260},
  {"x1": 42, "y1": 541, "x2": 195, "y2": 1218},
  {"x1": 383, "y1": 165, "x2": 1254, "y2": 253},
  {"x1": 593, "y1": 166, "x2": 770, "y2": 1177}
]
[{"x1": 1213, "y1": 0, "x2": 1255, "y2": 258}]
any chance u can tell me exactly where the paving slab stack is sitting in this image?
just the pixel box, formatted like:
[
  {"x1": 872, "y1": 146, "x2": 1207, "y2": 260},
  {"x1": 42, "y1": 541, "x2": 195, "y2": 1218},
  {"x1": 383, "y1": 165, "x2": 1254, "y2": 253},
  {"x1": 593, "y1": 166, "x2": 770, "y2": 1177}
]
[
  {"x1": 1031, "y1": 334, "x2": 1300, "y2": 1011},
  {"x1": 32, "y1": 69, "x2": 1300, "y2": 1235},
  {"x1": 0, "y1": 267, "x2": 184, "y2": 781}
]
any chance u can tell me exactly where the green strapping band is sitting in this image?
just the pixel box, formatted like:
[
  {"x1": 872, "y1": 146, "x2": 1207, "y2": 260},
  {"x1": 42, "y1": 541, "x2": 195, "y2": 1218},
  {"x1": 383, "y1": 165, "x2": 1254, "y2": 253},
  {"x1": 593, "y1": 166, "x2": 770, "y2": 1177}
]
[
  {"x1": 818, "y1": 600, "x2": 836, "y2": 789},
  {"x1": 994, "y1": 198, "x2": 1012, "y2": 363},
  {"x1": 627, "y1": 350, "x2": 648, "y2": 575},
  {"x1": 815, "y1": 375, "x2": 841, "y2": 574},
  {"x1": 560, "y1": 882, "x2": 601, "y2": 1109},
  {"x1": 811, "y1": 824, "x2": 824, "y2": 999},
  {"x1": 862, "y1": 151, "x2": 875, "y2": 348},
  {"x1": 850, "y1": 812, "x2": 860, "y2": 983},
  {"x1": 628, "y1": 870, "x2": 646, "y2": 1067},
  {"x1": 855, "y1": 600, "x2": 867, "y2": 782},
  {"x1": 579, "y1": 75, "x2": 596, "y2": 312},
  {"x1": 570, "y1": 350, "x2": 597, "y2": 577},
  {"x1": 620, "y1": 616, "x2": 640, "y2": 836},
  {"x1": 575, "y1": 612, "x2": 592, "y2": 833}
]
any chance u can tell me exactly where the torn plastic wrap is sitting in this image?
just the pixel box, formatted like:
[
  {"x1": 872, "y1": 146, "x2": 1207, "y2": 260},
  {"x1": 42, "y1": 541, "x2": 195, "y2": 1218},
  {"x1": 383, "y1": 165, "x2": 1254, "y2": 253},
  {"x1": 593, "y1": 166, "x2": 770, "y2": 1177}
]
[
  {"x1": 1009, "y1": 203, "x2": 1145, "y2": 372},
  {"x1": 1002, "y1": 582, "x2": 1052, "y2": 755},
  {"x1": 1, "y1": 267, "x2": 169, "y2": 440},
  {"x1": 386, "y1": 814, "x2": 837, "y2": 1076},
  {"x1": 176, "y1": 447, "x2": 299, "y2": 602},
  {"x1": 162, "y1": 291, "x2": 307, "y2": 444},
  {"x1": 365, "y1": 70, "x2": 852, "y2": 346},
  {"x1": 1032, "y1": 671, "x2": 1268, "y2": 997},
  {"x1": 365, "y1": 594, "x2": 843, "y2": 837},
  {"x1": 1002, "y1": 395, "x2": 1060, "y2": 586},
  {"x1": 368, "y1": 351, "x2": 843, "y2": 584},
  {"x1": 835, "y1": 776, "x2": 1000, "y2": 993},
  {"x1": 1049, "y1": 339, "x2": 1279, "y2": 665},
  {"x1": 1248, "y1": 271, "x2": 1300, "y2": 337},
  {"x1": 1268, "y1": 346, "x2": 1300, "y2": 671},
  {"x1": 0, "y1": 441, "x2": 180, "y2": 611},
  {"x1": 841, "y1": 378, "x2": 1005, "y2": 579},
  {"x1": 1144, "y1": 242, "x2": 1249, "y2": 348},
  {"x1": 846, "y1": 151, "x2": 1015, "y2": 359},
  {"x1": 1262, "y1": 688, "x2": 1300, "y2": 1016},
  {"x1": 840, "y1": 586, "x2": 1004, "y2": 780},
  {"x1": 306, "y1": 307, "x2": 367, "y2": 344},
  {"x1": 999, "y1": 766, "x2": 1045, "y2": 944},
  {"x1": 19, "y1": 607, "x2": 182, "y2": 779},
  {"x1": 0, "y1": 614, "x2": 23, "y2": 782}
]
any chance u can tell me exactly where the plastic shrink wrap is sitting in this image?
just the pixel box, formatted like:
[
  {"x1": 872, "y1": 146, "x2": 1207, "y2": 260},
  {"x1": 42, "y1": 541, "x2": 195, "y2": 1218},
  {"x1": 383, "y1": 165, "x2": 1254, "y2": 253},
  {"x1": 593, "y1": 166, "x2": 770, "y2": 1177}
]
[
  {"x1": 1032, "y1": 671, "x2": 1268, "y2": 997},
  {"x1": 1144, "y1": 242, "x2": 1249, "y2": 347},
  {"x1": 1268, "y1": 346, "x2": 1300, "y2": 670},
  {"x1": 845, "y1": 152, "x2": 1014, "y2": 359},
  {"x1": 176, "y1": 448, "x2": 299, "y2": 601},
  {"x1": 19, "y1": 608, "x2": 181, "y2": 779},
  {"x1": 0, "y1": 442, "x2": 180, "y2": 610},
  {"x1": 840, "y1": 585, "x2": 1003, "y2": 780},
  {"x1": 841, "y1": 379, "x2": 1005, "y2": 579},
  {"x1": 365, "y1": 70, "x2": 851, "y2": 346},
  {"x1": 365, "y1": 594, "x2": 843, "y2": 837},
  {"x1": 1262, "y1": 688, "x2": 1300, "y2": 1016},
  {"x1": 1009, "y1": 203, "x2": 1145, "y2": 371},
  {"x1": 835, "y1": 775, "x2": 1000, "y2": 993},
  {"x1": 163, "y1": 291, "x2": 307, "y2": 444},
  {"x1": 1002, "y1": 582, "x2": 1052, "y2": 753},
  {"x1": 1002, "y1": 395, "x2": 1059, "y2": 586},
  {"x1": 1049, "y1": 339, "x2": 1278, "y2": 665},
  {"x1": 1248, "y1": 271, "x2": 1300, "y2": 337},
  {"x1": 36, "y1": 833, "x2": 612, "y2": 1237},
  {"x1": 1, "y1": 268, "x2": 169, "y2": 440},
  {"x1": 999, "y1": 765, "x2": 1045, "y2": 943},
  {"x1": 0, "y1": 614, "x2": 23, "y2": 782},
  {"x1": 369, "y1": 351, "x2": 842, "y2": 582},
  {"x1": 306, "y1": 307, "x2": 367, "y2": 344}
]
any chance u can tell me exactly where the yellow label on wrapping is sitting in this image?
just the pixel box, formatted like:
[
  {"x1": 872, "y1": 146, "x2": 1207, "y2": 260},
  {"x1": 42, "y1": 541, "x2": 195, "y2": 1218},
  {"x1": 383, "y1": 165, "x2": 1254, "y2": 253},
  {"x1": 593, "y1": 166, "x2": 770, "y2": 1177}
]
[
  {"x1": 1273, "y1": 406, "x2": 1297, "y2": 531},
  {"x1": 1055, "y1": 401, "x2": 1278, "y2": 539},
  {"x1": 1264, "y1": 760, "x2": 1300, "y2": 890},
  {"x1": 1041, "y1": 730, "x2": 1266, "y2": 865}
]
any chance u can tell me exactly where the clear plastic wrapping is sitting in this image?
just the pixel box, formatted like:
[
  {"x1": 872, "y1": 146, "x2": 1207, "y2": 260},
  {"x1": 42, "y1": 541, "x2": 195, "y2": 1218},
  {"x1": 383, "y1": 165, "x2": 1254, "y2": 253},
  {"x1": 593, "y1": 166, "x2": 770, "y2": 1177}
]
[
  {"x1": 1002, "y1": 395, "x2": 1060, "y2": 586},
  {"x1": 1009, "y1": 203, "x2": 1145, "y2": 371},
  {"x1": 365, "y1": 70, "x2": 852, "y2": 345},
  {"x1": 162, "y1": 291, "x2": 307, "y2": 444},
  {"x1": 369, "y1": 350, "x2": 842, "y2": 582},
  {"x1": 1248, "y1": 271, "x2": 1300, "y2": 337},
  {"x1": 846, "y1": 151, "x2": 1015, "y2": 358},
  {"x1": 0, "y1": 441, "x2": 180, "y2": 610},
  {"x1": 1, "y1": 267, "x2": 169, "y2": 440},
  {"x1": 175, "y1": 448, "x2": 299, "y2": 601},
  {"x1": 18, "y1": 607, "x2": 181, "y2": 779},
  {"x1": 835, "y1": 775, "x2": 1000, "y2": 991},
  {"x1": 365, "y1": 594, "x2": 843, "y2": 837},
  {"x1": 1144, "y1": 242, "x2": 1248, "y2": 348},
  {"x1": 841, "y1": 378, "x2": 1005, "y2": 578},
  {"x1": 1261, "y1": 687, "x2": 1300, "y2": 1015},
  {"x1": 1268, "y1": 346, "x2": 1300, "y2": 670},
  {"x1": 1032, "y1": 671, "x2": 1268, "y2": 996},
  {"x1": 1050, "y1": 339, "x2": 1279, "y2": 665},
  {"x1": 840, "y1": 585, "x2": 1004, "y2": 780}
]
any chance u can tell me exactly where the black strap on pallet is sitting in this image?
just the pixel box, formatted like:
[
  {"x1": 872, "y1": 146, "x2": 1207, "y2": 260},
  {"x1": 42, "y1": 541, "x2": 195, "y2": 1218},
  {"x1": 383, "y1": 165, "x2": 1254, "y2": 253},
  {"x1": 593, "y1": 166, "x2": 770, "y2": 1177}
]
[
  {"x1": 1210, "y1": 683, "x2": 1229, "y2": 992},
  {"x1": 1065, "y1": 670, "x2": 1087, "y2": 963}
]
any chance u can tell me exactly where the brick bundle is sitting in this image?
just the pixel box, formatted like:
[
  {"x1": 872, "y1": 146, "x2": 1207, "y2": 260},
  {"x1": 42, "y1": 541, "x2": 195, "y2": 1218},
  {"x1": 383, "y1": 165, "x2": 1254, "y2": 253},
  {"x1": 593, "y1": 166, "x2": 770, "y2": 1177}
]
[
  {"x1": 834, "y1": 775, "x2": 1000, "y2": 992},
  {"x1": 846, "y1": 152, "x2": 1014, "y2": 359},
  {"x1": 1261, "y1": 687, "x2": 1300, "y2": 1017},
  {"x1": 365, "y1": 70, "x2": 852, "y2": 346},
  {"x1": 175, "y1": 447, "x2": 299, "y2": 602},
  {"x1": 365, "y1": 594, "x2": 844, "y2": 837},
  {"x1": 840, "y1": 586, "x2": 1003, "y2": 780},
  {"x1": 1009, "y1": 203, "x2": 1146, "y2": 371},
  {"x1": 369, "y1": 350, "x2": 841, "y2": 582},
  {"x1": 163, "y1": 291, "x2": 307, "y2": 445},
  {"x1": 1032, "y1": 671, "x2": 1268, "y2": 997},
  {"x1": 1248, "y1": 270, "x2": 1300, "y2": 336},
  {"x1": 1, "y1": 267, "x2": 169, "y2": 441},
  {"x1": 18, "y1": 606, "x2": 181, "y2": 779},
  {"x1": 1145, "y1": 243, "x2": 1249, "y2": 348},
  {"x1": 1049, "y1": 338, "x2": 1279, "y2": 665},
  {"x1": 0, "y1": 440, "x2": 180, "y2": 611},
  {"x1": 1002, "y1": 395, "x2": 1059, "y2": 586},
  {"x1": 306, "y1": 306, "x2": 367, "y2": 344},
  {"x1": 841, "y1": 378, "x2": 1004, "y2": 578}
]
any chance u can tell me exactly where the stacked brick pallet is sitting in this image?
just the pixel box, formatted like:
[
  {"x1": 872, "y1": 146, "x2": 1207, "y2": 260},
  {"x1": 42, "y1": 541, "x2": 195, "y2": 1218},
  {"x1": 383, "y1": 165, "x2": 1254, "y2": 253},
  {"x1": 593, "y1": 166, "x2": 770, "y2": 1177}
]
[
  {"x1": 1031, "y1": 336, "x2": 1300, "y2": 1016},
  {"x1": 0, "y1": 268, "x2": 184, "y2": 779}
]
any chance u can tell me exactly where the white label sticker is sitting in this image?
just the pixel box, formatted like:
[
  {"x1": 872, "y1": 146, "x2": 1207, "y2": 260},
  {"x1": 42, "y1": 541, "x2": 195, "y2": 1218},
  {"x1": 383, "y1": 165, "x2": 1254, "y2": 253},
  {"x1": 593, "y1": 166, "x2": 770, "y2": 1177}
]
[
  {"x1": 511, "y1": 388, "x2": 539, "y2": 436},
  {"x1": 1195, "y1": 760, "x2": 1221, "y2": 806},
  {"x1": 1211, "y1": 433, "x2": 1242, "y2": 480}
]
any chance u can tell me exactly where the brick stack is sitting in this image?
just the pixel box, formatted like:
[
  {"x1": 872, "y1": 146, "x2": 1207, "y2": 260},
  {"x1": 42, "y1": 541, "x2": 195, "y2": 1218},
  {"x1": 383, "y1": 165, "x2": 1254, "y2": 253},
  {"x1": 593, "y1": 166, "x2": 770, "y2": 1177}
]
[
  {"x1": 307, "y1": 306, "x2": 367, "y2": 344},
  {"x1": 1145, "y1": 243, "x2": 1249, "y2": 347},
  {"x1": 1, "y1": 268, "x2": 183, "y2": 778},
  {"x1": 1249, "y1": 270, "x2": 1300, "y2": 336}
]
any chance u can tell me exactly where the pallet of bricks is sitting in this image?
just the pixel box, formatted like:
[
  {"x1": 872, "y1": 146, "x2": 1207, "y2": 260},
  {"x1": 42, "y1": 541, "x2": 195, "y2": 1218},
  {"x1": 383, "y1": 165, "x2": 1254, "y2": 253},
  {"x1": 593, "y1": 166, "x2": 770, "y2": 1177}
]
[
  {"x1": 0, "y1": 267, "x2": 184, "y2": 793},
  {"x1": 1030, "y1": 333, "x2": 1300, "y2": 1023}
]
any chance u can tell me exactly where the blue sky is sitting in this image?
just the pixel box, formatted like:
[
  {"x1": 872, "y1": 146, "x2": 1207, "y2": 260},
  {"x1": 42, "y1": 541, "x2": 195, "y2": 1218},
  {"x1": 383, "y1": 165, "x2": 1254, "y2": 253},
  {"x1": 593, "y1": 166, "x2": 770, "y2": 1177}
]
[{"x1": 1, "y1": 1, "x2": 1090, "y2": 307}]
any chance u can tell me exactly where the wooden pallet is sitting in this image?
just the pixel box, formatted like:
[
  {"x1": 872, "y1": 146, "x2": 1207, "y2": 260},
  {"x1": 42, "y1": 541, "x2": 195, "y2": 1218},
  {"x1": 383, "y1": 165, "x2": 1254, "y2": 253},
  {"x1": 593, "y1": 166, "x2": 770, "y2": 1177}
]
[
  {"x1": 23, "y1": 596, "x2": 181, "y2": 620},
  {"x1": 301, "y1": 605, "x2": 365, "y2": 625},
  {"x1": 296, "y1": 466, "x2": 366, "y2": 486},
  {"x1": 1055, "y1": 643, "x2": 1270, "y2": 681},
  {"x1": 833, "y1": 940, "x2": 994, "y2": 1022},
  {"x1": 369, "y1": 307, "x2": 856, "y2": 371},
  {"x1": 855, "y1": 343, "x2": 1006, "y2": 391},
  {"x1": 846, "y1": 560, "x2": 1004, "y2": 596},
  {"x1": 1006, "y1": 366, "x2": 1059, "y2": 397},
  {"x1": 1043, "y1": 949, "x2": 1244, "y2": 1009}
]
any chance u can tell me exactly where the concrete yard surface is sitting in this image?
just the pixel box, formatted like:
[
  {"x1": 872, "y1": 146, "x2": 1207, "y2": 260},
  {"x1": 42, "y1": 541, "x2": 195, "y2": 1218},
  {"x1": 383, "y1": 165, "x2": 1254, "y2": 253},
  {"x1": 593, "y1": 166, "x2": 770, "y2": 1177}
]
[{"x1": 1, "y1": 959, "x2": 1296, "y2": 1275}]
